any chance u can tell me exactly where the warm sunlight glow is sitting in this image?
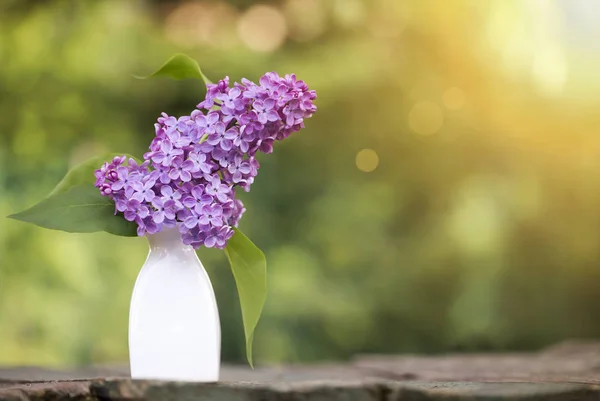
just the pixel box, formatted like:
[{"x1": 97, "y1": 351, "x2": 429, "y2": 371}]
[
  {"x1": 443, "y1": 87, "x2": 466, "y2": 110},
  {"x1": 409, "y1": 101, "x2": 444, "y2": 135},
  {"x1": 237, "y1": 5, "x2": 287, "y2": 53},
  {"x1": 356, "y1": 149, "x2": 379, "y2": 172}
]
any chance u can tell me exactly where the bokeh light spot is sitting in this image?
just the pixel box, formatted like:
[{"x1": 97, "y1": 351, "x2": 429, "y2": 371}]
[
  {"x1": 442, "y1": 87, "x2": 466, "y2": 110},
  {"x1": 284, "y1": 0, "x2": 326, "y2": 42},
  {"x1": 237, "y1": 5, "x2": 287, "y2": 53},
  {"x1": 408, "y1": 101, "x2": 444, "y2": 135},
  {"x1": 333, "y1": 0, "x2": 365, "y2": 28},
  {"x1": 531, "y1": 45, "x2": 567, "y2": 97},
  {"x1": 165, "y1": 1, "x2": 238, "y2": 48},
  {"x1": 355, "y1": 149, "x2": 379, "y2": 172}
]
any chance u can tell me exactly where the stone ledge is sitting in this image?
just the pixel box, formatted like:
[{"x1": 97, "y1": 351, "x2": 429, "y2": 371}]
[
  {"x1": 3, "y1": 341, "x2": 600, "y2": 400},
  {"x1": 92, "y1": 379, "x2": 383, "y2": 401},
  {"x1": 0, "y1": 381, "x2": 92, "y2": 401},
  {"x1": 87, "y1": 380, "x2": 600, "y2": 401},
  {"x1": 1, "y1": 380, "x2": 598, "y2": 401},
  {"x1": 390, "y1": 382, "x2": 599, "y2": 401}
]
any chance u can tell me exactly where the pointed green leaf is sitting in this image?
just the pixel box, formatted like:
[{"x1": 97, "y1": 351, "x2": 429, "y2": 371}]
[
  {"x1": 135, "y1": 53, "x2": 213, "y2": 84},
  {"x1": 8, "y1": 184, "x2": 137, "y2": 236},
  {"x1": 49, "y1": 153, "x2": 139, "y2": 197},
  {"x1": 224, "y1": 228, "x2": 267, "y2": 367}
]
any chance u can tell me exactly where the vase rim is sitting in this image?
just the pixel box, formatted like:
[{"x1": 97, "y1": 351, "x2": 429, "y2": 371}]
[{"x1": 147, "y1": 226, "x2": 187, "y2": 249}]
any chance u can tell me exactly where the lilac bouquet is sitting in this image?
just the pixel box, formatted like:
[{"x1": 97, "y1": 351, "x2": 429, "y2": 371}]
[
  {"x1": 9, "y1": 54, "x2": 317, "y2": 365},
  {"x1": 94, "y1": 72, "x2": 316, "y2": 249}
]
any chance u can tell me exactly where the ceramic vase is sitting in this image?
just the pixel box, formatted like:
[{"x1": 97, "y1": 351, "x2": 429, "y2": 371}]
[{"x1": 129, "y1": 227, "x2": 220, "y2": 381}]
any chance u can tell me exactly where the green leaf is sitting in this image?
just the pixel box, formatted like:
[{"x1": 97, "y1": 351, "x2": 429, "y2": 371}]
[
  {"x1": 135, "y1": 53, "x2": 213, "y2": 85},
  {"x1": 8, "y1": 184, "x2": 137, "y2": 236},
  {"x1": 8, "y1": 153, "x2": 140, "y2": 236},
  {"x1": 224, "y1": 228, "x2": 267, "y2": 368},
  {"x1": 49, "y1": 153, "x2": 139, "y2": 197}
]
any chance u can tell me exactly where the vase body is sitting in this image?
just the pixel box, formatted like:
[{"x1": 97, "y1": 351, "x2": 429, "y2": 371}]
[{"x1": 129, "y1": 228, "x2": 220, "y2": 382}]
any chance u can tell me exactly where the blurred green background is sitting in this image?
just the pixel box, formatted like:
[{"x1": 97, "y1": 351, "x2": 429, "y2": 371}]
[{"x1": 3, "y1": 0, "x2": 600, "y2": 366}]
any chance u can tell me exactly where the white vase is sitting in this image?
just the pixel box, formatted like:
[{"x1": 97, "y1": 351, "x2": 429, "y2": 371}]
[{"x1": 129, "y1": 227, "x2": 221, "y2": 382}]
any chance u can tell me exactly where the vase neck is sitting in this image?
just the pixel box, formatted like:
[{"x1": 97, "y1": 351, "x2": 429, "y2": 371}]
[{"x1": 147, "y1": 227, "x2": 187, "y2": 250}]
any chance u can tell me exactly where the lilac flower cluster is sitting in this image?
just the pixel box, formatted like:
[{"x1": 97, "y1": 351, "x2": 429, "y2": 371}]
[{"x1": 94, "y1": 72, "x2": 317, "y2": 249}]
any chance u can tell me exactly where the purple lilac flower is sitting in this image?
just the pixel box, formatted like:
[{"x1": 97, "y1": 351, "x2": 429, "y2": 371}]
[
  {"x1": 198, "y1": 204, "x2": 224, "y2": 227},
  {"x1": 168, "y1": 156, "x2": 196, "y2": 182},
  {"x1": 159, "y1": 185, "x2": 183, "y2": 209},
  {"x1": 193, "y1": 111, "x2": 220, "y2": 134},
  {"x1": 206, "y1": 123, "x2": 238, "y2": 151},
  {"x1": 151, "y1": 140, "x2": 183, "y2": 167},
  {"x1": 111, "y1": 166, "x2": 140, "y2": 191},
  {"x1": 94, "y1": 156, "x2": 124, "y2": 187},
  {"x1": 217, "y1": 87, "x2": 244, "y2": 112},
  {"x1": 94, "y1": 71, "x2": 317, "y2": 249},
  {"x1": 204, "y1": 175, "x2": 232, "y2": 203},
  {"x1": 130, "y1": 177, "x2": 156, "y2": 203},
  {"x1": 151, "y1": 198, "x2": 176, "y2": 224},
  {"x1": 204, "y1": 226, "x2": 233, "y2": 248},
  {"x1": 124, "y1": 199, "x2": 149, "y2": 222},
  {"x1": 226, "y1": 153, "x2": 252, "y2": 184},
  {"x1": 182, "y1": 185, "x2": 212, "y2": 214},
  {"x1": 228, "y1": 198, "x2": 246, "y2": 227},
  {"x1": 189, "y1": 151, "x2": 214, "y2": 175},
  {"x1": 137, "y1": 216, "x2": 161, "y2": 236},
  {"x1": 253, "y1": 99, "x2": 280, "y2": 125}
]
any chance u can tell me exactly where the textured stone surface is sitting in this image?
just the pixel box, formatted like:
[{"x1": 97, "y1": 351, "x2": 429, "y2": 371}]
[
  {"x1": 0, "y1": 366, "x2": 129, "y2": 383},
  {"x1": 0, "y1": 381, "x2": 92, "y2": 401},
  {"x1": 0, "y1": 364, "x2": 371, "y2": 384},
  {"x1": 354, "y1": 340, "x2": 600, "y2": 384},
  {"x1": 388, "y1": 382, "x2": 598, "y2": 401},
  {"x1": 90, "y1": 379, "x2": 384, "y2": 401},
  {"x1": 3, "y1": 380, "x2": 598, "y2": 401},
  {"x1": 3, "y1": 341, "x2": 600, "y2": 400},
  {"x1": 89, "y1": 380, "x2": 600, "y2": 401}
]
